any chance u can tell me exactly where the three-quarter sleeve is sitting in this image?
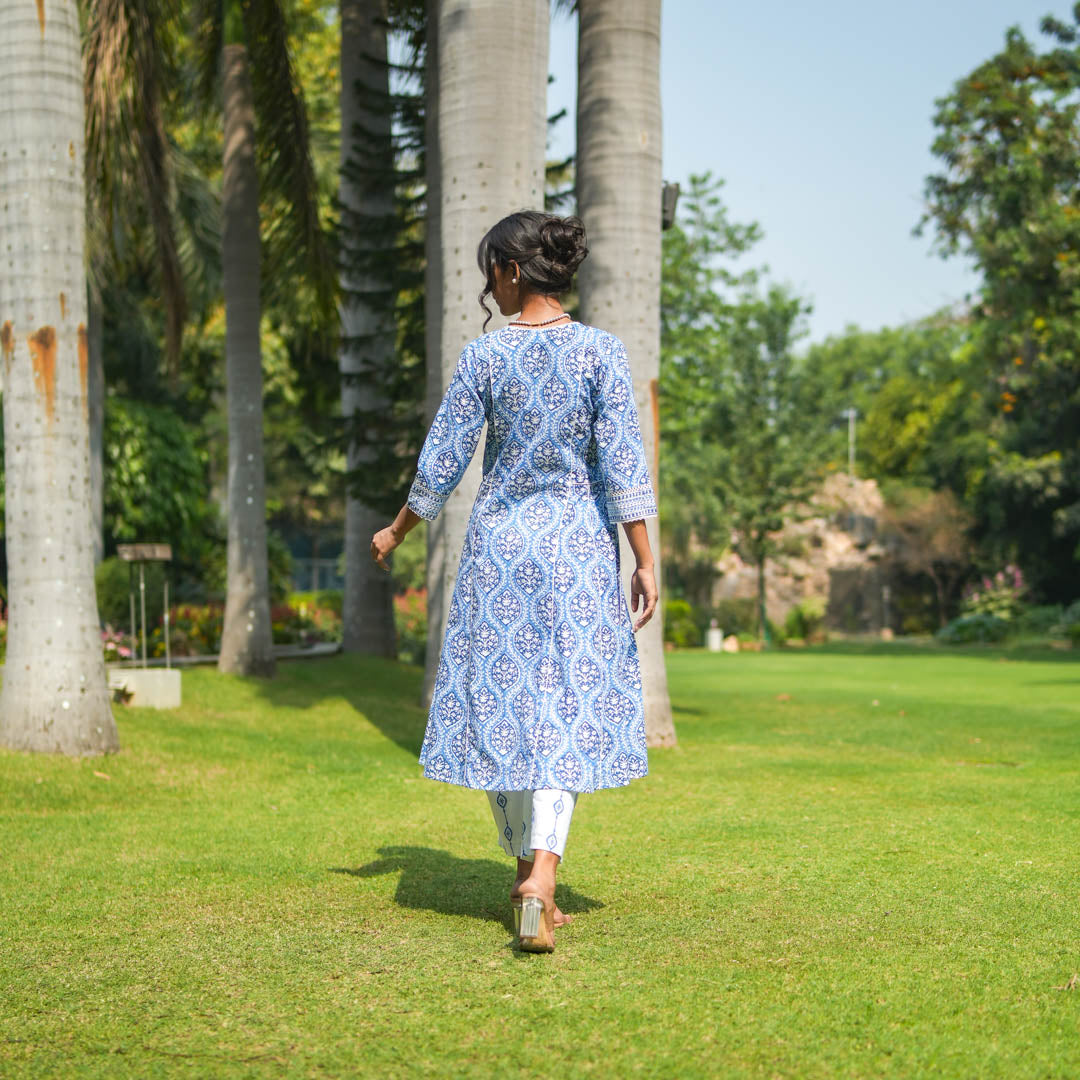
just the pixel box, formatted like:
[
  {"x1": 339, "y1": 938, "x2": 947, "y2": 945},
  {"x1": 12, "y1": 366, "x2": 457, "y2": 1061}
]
[
  {"x1": 592, "y1": 336, "x2": 659, "y2": 522},
  {"x1": 407, "y1": 344, "x2": 488, "y2": 520}
]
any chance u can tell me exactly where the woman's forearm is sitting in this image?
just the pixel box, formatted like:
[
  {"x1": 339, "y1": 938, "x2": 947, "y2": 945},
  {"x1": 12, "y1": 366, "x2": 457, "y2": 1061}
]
[
  {"x1": 620, "y1": 519, "x2": 654, "y2": 569},
  {"x1": 391, "y1": 504, "x2": 423, "y2": 541}
]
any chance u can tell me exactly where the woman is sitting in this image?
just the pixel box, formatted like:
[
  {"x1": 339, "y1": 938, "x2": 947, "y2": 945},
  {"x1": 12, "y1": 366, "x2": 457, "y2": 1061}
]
[{"x1": 371, "y1": 211, "x2": 658, "y2": 953}]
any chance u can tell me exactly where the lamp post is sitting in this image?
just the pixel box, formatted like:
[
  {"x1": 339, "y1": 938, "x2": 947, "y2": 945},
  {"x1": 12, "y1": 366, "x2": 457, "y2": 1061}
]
[{"x1": 842, "y1": 407, "x2": 857, "y2": 485}]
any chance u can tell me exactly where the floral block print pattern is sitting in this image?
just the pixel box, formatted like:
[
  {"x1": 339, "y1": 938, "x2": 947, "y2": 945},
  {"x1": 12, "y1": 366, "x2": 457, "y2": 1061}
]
[{"x1": 408, "y1": 322, "x2": 657, "y2": 793}]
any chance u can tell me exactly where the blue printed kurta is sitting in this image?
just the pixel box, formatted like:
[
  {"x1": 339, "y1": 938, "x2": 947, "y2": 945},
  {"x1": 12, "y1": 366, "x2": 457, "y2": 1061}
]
[{"x1": 407, "y1": 321, "x2": 658, "y2": 793}]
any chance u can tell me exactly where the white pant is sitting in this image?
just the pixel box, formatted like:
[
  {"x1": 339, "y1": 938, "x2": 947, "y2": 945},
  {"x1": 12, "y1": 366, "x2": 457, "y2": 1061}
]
[{"x1": 486, "y1": 788, "x2": 579, "y2": 861}]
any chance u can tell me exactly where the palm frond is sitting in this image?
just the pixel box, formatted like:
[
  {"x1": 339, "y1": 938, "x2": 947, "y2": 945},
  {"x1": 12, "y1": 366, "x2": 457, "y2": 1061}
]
[
  {"x1": 239, "y1": 0, "x2": 339, "y2": 337},
  {"x1": 84, "y1": 0, "x2": 188, "y2": 378},
  {"x1": 189, "y1": 0, "x2": 225, "y2": 108}
]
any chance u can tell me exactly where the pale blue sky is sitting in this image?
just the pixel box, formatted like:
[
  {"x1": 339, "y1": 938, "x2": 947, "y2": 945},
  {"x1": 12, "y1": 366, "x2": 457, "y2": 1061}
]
[{"x1": 547, "y1": 1, "x2": 1066, "y2": 345}]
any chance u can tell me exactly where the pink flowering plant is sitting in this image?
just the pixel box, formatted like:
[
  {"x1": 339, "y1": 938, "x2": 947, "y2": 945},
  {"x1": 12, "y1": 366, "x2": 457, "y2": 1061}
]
[
  {"x1": 961, "y1": 564, "x2": 1026, "y2": 622},
  {"x1": 101, "y1": 625, "x2": 134, "y2": 662}
]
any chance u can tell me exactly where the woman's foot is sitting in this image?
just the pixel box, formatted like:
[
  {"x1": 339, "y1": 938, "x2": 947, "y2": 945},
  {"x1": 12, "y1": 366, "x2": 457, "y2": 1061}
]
[{"x1": 512, "y1": 854, "x2": 572, "y2": 927}]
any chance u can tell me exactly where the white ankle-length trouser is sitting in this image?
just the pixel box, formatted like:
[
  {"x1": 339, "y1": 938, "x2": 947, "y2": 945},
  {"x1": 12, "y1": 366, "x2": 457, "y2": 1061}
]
[{"x1": 486, "y1": 789, "x2": 579, "y2": 861}]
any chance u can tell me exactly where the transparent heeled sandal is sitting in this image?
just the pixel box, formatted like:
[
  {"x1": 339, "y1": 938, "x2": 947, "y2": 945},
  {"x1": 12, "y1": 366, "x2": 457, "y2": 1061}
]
[
  {"x1": 511, "y1": 897, "x2": 522, "y2": 934},
  {"x1": 517, "y1": 894, "x2": 555, "y2": 953}
]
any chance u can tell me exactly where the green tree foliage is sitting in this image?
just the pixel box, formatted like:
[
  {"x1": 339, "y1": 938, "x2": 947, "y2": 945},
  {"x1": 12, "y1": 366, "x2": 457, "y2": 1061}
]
[
  {"x1": 659, "y1": 174, "x2": 827, "y2": 638},
  {"x1": 103, "y1": 397, "x2": 218, "y2": 571},
  {"x1": 720, "y1": 286, "x2": 825, "y2": 642},
  {"x1": 659, "y1": 173, "x2": 761, "y2": 610},
  {"x1": 919, "y1": 5, "x2": 1080, "y2": 598},
  {"x1": 340, "y1": 3, "x2": 580, "y2": 519},
  {"x1": 338, "y1": 2, "x2": 428, "y2": 519},
  {"x1": 800, "y1": 315, "x2": 985, "y2": 494},
  {"x1": 882, "y1": 486, "x2": 974, "y2": 628}
]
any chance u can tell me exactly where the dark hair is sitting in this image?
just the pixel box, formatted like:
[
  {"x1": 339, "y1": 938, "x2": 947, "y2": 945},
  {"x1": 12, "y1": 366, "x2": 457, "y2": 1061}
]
[{"x1": 476, "y1": 211, "x2": 589, "y2": 329}]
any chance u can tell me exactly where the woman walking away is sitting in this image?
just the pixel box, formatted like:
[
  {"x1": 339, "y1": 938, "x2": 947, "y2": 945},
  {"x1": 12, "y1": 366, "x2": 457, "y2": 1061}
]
[{"x1": 371, "y1": 211, "x2": 658, "y2": 953}]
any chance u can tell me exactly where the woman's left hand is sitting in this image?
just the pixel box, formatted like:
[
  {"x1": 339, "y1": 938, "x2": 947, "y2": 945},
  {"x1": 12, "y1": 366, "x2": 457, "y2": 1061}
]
[{"x1": 371, "y1": 525, "x2": 404, "y2": 572}]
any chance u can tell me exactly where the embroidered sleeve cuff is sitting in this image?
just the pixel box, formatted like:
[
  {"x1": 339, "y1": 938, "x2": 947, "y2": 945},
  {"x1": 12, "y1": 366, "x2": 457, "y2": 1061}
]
[
  {"x1": 407, "y1": 475, "x2": 447, "y2": 521},
  {"x1": 605, "y1": 483, "x2": 658, "y2": 522}
]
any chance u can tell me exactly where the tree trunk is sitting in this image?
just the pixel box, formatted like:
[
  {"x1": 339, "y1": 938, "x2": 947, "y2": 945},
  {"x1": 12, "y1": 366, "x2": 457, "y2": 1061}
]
[
  {"x1": 218, "y1": 43, "x2": 275, "y2": 677},
  {"x1": 576, "y1": 0, "x2": 676, "y2": 745},
  {"x1": 339, "y1": 0, "x2": 396, "y2": 656},
  {"x1": 930, "y1": 566, "x2": 947, "y2": 629},
  {"x1": 0, "y1": 0, "x2": 118, "y2": 754},
  {"x1": 87, "y1": 282, "x2": 105, "y2": 565},
  {"x1": 757, "y1": 553, "x2": 769, "y2": 645},
  {"x1": 422, "y1": 0, "x2": 549, "y2": 705}
]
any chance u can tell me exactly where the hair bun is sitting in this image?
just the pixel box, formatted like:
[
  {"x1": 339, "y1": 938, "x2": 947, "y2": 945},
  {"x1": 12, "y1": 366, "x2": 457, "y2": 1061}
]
[{"x1": 539, "y1": 216, "x2": 588, "y2": 275}]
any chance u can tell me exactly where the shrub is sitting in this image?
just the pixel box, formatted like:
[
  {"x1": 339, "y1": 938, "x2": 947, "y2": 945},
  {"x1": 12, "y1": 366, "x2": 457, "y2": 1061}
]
[
  {"x1": 711, "y1": 597, "x2": 756, "y2": 637},
  {"x1": 289, "y1": 589, "x2": 344, "y2": 616},
  {"x1": 784, "y1": 596, "x2": 827, "y2": 643},
  {"x1": 777, "y1": 534, "x2": 808, "y2": 559},
  {"x1": 95, "y1": 556, "x2": 166, "y2": 630},
  {"x1": 101, "y1": 625, "x2": 135, "y2": 663},
  {"x1": 663, "y1": 599, "x2": 701, "y2": 648},
  {"x1": 149, "y1": 605, "x2": 224, "y2": 657},
  {"x1": 1062, "y1": 600, "x2": 1080, "y2": 626},
  {"x1": 936, "y1": 613, "x2": 1009, "y2": 644},
  {"x1": 395, "y1": 588, "x2": 427, "y2": 666},
  {"x1": 270, "y1": 603, "x2": 342, "y2": 647},
  {"x1": 961, "y1": 565, "x2": 1026, "y2": 621},
  {"x1": 1016, "y1": 604, "x2": 1064, "y2": 637},
  {"x1": 199, "y1": 529, "x2": 294, "y2": 605}
]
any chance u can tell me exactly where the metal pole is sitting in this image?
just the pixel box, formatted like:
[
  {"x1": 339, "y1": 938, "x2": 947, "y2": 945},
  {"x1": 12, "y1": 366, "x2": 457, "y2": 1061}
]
[
  {"x1": 129, "y1": 564, "x2": 136, "y2": 667},
  {"x1": 139, "y1": 562, "x2": 147, "y2": 668},
  {"x1": 164, "y1": 577, "x2": 171, "y2": 669}
]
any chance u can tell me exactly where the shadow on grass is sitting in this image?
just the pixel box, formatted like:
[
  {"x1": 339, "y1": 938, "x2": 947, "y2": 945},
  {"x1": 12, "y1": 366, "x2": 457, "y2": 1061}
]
[
  {"x1": 251, "y1": 655, "x2": 430, "y2": 757},
  {"x1": 333, "y1": 845, "x2": 604, "y2": 931}
]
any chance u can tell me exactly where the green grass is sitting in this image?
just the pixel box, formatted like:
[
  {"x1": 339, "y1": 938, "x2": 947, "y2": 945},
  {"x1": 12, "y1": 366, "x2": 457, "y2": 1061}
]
[{"x1": 2, "y1": 646, "x2": 1079, "y2": 1078}]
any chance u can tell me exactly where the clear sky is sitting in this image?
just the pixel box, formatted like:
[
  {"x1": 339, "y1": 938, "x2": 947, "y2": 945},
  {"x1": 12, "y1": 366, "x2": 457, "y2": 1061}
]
[{"x1": 546, "y1": 1, "x2": 1067, "y2": 346}]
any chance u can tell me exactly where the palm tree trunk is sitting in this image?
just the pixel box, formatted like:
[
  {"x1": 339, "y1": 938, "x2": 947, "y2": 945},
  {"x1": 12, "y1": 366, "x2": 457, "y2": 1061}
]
[
  {"x1": 422, "y1": 0, "x2": 549, "y2": 705},
  {"x1": 87, "y1": 282, "x2": 105, "y2": 565},
  {"x1": 218, "y1": 42, "x2": 275, "y2": 677},
  {"x1": 0, "y1": 0, "x2": 118, "y2": 754},
  {"x1": 339, "y1": 0, "x2": 396, "y2": 655},
  {"x1": 576, "y1": 0, "x2": 676, "y2": 745}
]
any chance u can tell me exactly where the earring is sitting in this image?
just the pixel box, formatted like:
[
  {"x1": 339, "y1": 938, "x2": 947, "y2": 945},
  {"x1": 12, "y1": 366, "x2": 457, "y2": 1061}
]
[{"x1": 512, "y1": 277, "x2": 518, "y2": 284}]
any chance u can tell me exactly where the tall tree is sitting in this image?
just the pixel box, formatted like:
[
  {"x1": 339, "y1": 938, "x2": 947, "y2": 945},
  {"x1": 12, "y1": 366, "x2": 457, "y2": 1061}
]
[
  {"x1": 919, "y1": 6, "x2": 1080, "y2": 598},
  {"x1": 576, "y1": 0, "x2": 675, "y2": 745},
  {"x1": 83, "y1": 0, "x2": 191, "y2": 563},
  {"x1": 338, "y1": 0, "x2": 396, "y2": 655},
  {"x1": 718, "y1": 286, "x2": 822, "y2": 643},
  {"x1": 659, "y1": 173, "x2": 762, "y2": 613},
  {"x1": 884, "y1": 487, "x2": 973, "y2": 628},
  {"x1": 191, "y1": 0, "x2": 338, "y2": 676},
  {"x1": 422, "y1": 0, "x2": 549, "y2": 704},
  {"x1": 0, "y1": 0, "x2": 118, "y2": 753}
]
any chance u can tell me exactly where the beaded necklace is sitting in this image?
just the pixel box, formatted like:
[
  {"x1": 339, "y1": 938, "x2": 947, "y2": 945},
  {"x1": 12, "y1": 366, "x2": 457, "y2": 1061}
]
[{"x1": 508, "y1": 312, "x2": 572, "y2": 328}]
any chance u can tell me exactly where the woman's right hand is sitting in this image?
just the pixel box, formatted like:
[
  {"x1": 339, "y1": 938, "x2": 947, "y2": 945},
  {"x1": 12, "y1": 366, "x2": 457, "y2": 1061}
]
[
  {"x1": 370, "y1": 525, "x2": 404, "y2": 572},
  {"x1": 629, "y1": 565, "x2": 657, "y2": 632}
]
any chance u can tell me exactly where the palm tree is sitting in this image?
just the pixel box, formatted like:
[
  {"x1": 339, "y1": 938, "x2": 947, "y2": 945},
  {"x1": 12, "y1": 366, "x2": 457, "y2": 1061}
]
[
  {"x1": 338, "y1": 0, "x2": 397, "y2": 655},
  {"x1": 422, "y1": 0, "x2": 550, "y2": 704},
  {"x1": 83, "y1": 0, "x2": 191, "y2": 565},
  {"x1": 0, "y1": 0, "x2": 119, "y2": 754},
  {"x1": 191, "y1": 0, "x2": 338, "y2": 677},
  {"x1": 576, "y1": 0, "x2": 676, "y2": 745}
]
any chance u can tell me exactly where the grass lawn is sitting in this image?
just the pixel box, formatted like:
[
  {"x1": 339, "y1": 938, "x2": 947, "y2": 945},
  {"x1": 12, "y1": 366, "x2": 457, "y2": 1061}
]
[{"x1": 2, "y1": 645, "x2": 1079, "y2": 1078}]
